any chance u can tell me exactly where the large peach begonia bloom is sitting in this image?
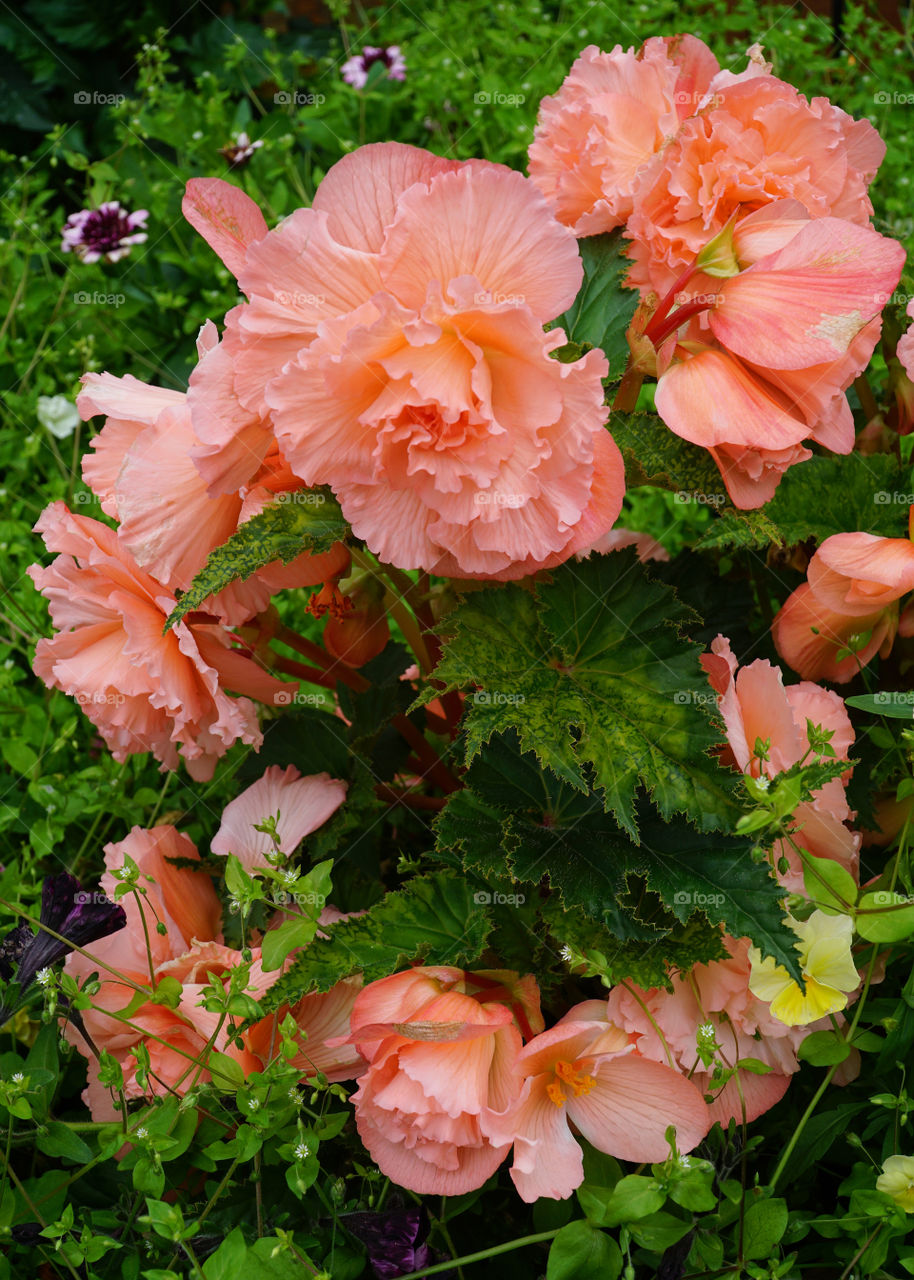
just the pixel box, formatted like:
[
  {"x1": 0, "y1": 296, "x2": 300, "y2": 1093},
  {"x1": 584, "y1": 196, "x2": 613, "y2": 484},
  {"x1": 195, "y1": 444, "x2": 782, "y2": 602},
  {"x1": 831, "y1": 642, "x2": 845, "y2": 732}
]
[
  {"x1": 527, "y1": 36, "x2": 721, "y2": 236},
  {"x1": 626, "y1": 73, "x2": 886, "y2": 298},
  {"x1": 702, "y1": 635, "x2": 859, "y2": 894},
  {"x1": 481, "y1": 1002, "x2": 709, "y2": 1201},
  {"x1": 773, "y1": 531, "x2": 914, "y2": 682},
  {"x1": 183, "y1": 143, "x2": 625, "y2": 580},
  {"x1": 336, "y1": 966, "x2": 543, "y2": 1195},
  {"x1": 29, "y1": 503, "x2": 287, "y2": 779},
  {"x1": 604, "y1": 936, "x2": 854, "y2": 1129}
]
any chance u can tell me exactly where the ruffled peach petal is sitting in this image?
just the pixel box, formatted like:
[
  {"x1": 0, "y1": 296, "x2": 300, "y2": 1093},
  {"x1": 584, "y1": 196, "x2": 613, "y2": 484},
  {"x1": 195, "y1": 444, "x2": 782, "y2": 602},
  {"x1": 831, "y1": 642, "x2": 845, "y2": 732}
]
[
  {"x1": 703, "y1": 1069, "x2": 792, "y2": 1127},
  {"x1": 312, "y1": 141, "x2": 462, "y2": 252},
  {"x1": 380, "y1": 164, "x2": 583, "y2": 322}
]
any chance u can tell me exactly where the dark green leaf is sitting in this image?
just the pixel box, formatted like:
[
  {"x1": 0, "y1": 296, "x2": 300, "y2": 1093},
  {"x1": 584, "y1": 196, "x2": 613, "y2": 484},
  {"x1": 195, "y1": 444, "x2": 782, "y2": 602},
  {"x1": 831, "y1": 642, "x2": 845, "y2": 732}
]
[
  {"x1": 423, "y1": 552, "x2": 740, "y2": 840},
  {"x1": 260, "y1": 871, "x2": 492, "y2": 1011},
  {"x1": 436, "y1": 734, "x2": 799, "y2": 978},
  {"x1": 547, "y1": 1220, "x2": 622, "y2": 1280},
  {"x1": 552, "y1": 231, "x2": 639, "y2": 379}
]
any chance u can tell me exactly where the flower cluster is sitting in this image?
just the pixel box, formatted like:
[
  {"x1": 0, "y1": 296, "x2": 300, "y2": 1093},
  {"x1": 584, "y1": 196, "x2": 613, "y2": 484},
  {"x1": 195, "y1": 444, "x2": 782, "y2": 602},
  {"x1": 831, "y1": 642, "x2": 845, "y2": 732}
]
[{"x1": 530, "y1": 37, "x2": 905, "y2": 507}]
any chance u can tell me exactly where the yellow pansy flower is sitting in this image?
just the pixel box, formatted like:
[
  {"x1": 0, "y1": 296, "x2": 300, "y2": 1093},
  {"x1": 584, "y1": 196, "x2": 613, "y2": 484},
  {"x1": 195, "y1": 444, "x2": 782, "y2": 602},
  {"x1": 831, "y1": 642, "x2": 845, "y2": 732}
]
[
  {"x1": 877, "y1": 1155, "x2": 914, "y2": 1211},
  {"x1": 748, "y1": 910, "x2": 859, "y2": 1026}
]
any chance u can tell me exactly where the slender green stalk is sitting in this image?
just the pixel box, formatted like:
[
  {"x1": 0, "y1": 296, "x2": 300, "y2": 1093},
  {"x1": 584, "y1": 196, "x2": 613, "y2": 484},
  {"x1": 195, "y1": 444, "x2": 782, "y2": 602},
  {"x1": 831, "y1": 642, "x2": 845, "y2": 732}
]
[{"x1": 393, "y1": 1229, "x2": 560, "y2": 1278}]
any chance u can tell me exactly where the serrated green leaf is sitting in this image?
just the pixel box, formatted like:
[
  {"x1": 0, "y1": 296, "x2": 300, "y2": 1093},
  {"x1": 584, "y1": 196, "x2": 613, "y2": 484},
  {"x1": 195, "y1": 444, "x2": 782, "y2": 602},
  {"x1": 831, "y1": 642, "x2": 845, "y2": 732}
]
[
  {"x1": 423, "y1": 552, "x2": 739, "y2": 840},
  {"x1": 551, "y1": 231, "x2": 640, "y2": 379},
  {"x1": 611, "y1": 411, "x2": 735, "y2": 504},
  {"x1": 697, "y1": 454, "x2": 911, "y2": 551},
  {"x1": 164, "y1": 491, "x2": 348, "y2": 630},
  {"x1": 259, "y1": 871, "x2": 492, "y2": 1011},
  {"x1": 436, "y1": 734, "x2": 800, "y2": 980}
]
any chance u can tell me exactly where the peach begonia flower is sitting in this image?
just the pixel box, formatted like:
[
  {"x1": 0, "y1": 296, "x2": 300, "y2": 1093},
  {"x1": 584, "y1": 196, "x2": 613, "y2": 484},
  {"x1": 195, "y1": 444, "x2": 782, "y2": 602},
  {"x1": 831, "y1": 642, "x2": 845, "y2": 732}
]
[
  {"x1": 183, "y1": 142, "x2": 625, "y2": 580},
  {"x1": 78, "y1": 362, "x2": 349, "y2": 626},
  {"x1": 773, "y1": 531, "x2": 914, "y2": 683},
  {"x1": 210, "y1": 765, "x2": 347, "y2": 873},
  {"x1": 702, "y1": 635, "x2": 859, "y2": 894},
  {"x1": 245, "y1": 974, "x2": 364, "y2": 1084},
  {"x1": 481, "y1": 1001, "x2": 709, "y2": 1201},
  {"x1": 626, "y1": 73, "x2": 886, "y2": 299},
  {"x1": 648, "y1": 215, "x2": 904, "y2": 507},
  {"x1": 335, "y1": 966, "x2": 543, "y2": 1195},
  {"x1": 29, "y1": 503, "x2": 288, "y2": 779},
  {"x1": 897, "y1": 298, "x2": 914, "y2": 390},
  {"x1": 527, "y1": 36, "x2": 720, "y2": 236},
  {"x1": 604, "y1": 935, "x2": 855, "y2": 1130}
]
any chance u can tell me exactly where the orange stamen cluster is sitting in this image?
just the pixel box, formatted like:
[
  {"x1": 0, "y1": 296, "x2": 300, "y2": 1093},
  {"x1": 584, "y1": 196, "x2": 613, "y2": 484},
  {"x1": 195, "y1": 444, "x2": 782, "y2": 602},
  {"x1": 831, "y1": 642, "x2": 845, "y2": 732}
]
[
  {"x1": 307, "y1": 581, "x2": 354, "y2": 620},
  {"x1": 546, "y1": 1059, "x2": 596, "y2": 1107}
]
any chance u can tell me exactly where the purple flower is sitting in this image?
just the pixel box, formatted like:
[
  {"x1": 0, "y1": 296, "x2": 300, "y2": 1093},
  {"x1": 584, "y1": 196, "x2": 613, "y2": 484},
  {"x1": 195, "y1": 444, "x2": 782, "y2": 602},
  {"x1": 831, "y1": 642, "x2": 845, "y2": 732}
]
[
  {"x1": 0, "y1": 873, "x2": 126, "y2": 1022},
  {"x1": 219, "y1": 131, "x2": 264, "y2": 169},
  {"x1": 61, "y1": 201, "x2": 148, "y2": 263},
  {"x1": 345, "y1": 1208, "x2": 452, "y2": 1280},
  {"x1": 341, "y1": 45, "x2": 407, "y2": 90}
]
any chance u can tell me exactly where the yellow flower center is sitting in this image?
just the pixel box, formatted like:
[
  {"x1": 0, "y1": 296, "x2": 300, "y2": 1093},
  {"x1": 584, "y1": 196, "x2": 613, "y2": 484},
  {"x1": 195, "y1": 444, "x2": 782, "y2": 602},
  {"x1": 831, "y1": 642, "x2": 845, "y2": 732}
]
[{"x1": 547, "y1": 1059, "x2": 596, "y2": 1107}]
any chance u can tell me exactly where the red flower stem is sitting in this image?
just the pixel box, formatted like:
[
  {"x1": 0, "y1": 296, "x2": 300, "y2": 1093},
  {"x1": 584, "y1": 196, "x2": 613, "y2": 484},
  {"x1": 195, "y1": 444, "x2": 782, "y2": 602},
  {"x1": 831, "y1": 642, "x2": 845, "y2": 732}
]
[
  {"x1": 274, "y1": 623, "x2": 370, "y2": 692},
  {"x1": 374, "y1": 785, "x2": 448, "y2": 811},
  {"x1": 392, "y1": 714, "x2": 462, "y2": 793},
  {"x1": 271, "y1": 655, "x2": 336, "y2": 690},
  {"x1": 644, "y1": 257, "x2": 701, "y2": 338},
  {"x1": 644, "y1": 296, "x2": 712, "y2": 350}
]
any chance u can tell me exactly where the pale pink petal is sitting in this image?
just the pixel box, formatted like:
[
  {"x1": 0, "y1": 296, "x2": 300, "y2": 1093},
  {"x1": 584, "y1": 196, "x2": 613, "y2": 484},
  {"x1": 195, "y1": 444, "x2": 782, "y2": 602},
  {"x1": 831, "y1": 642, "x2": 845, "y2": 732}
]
[
  {"x1": 211, "y1": 765, "x2": 347, "y2": 872},
  {"x1": 711, "y1": 219, "x2": 905, "y2": 369},
  {"x1": 312, "y1": 141, "x2": 462, "y2": 251},
  {"x1": 569, "y1": 1055, "x2": 709, "y2": 1160}
]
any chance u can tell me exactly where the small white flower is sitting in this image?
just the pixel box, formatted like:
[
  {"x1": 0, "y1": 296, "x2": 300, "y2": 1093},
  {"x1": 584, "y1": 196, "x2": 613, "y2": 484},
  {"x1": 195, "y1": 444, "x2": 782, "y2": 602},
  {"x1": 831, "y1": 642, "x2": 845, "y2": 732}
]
[
  {"x1": 135, "y1": 1127, "x2": 148, "y2": 1140},
  {"x1": 294, "y1": 1142, "x2": 311, "y2": 1160},
  {"x1": 11, "y1": 1072, "x2": 24, "y2": 1084},
  {"x1": 559, "y1": 945, "x2": 574, "y2": 962},
  {"x1": 36, "y1": 968, "x2": 53, "y2": 987},
  {"x1": 247, "y1": 1098, "x2": 260, "y2": 1111}
]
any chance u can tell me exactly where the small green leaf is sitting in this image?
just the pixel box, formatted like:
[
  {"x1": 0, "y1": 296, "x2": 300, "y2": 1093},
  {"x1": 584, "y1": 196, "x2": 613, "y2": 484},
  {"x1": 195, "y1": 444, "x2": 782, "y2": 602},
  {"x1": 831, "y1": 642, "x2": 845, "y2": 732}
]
[
  {"x1": 802, "y1": 855, "x2": 858, "y2": 916},
  {"x1": 796, "y1": 1030, "x2": 852, "y2": 1066},
  {"x1": 34, "y1": 1122, "x2": 93, "y2": 1164},
  {"x1": 857, "y1": 891, "x2": 914, "y2": 943},
  {"x1": 597, "y1": 1174, "x2": 666, "y2": 1227},
  {"x1": 202, "y1": 1227, "x2": 248, "y2": 1280},
  {"x1": 261, "y1": 915, "x2": 320, "y2": 972},
  {"x1": 546, "y1": 1220, "x2": 622, "y2": 1280},
  {"x1": 743, "y1": 1197, "x2": 789, "y2": 1260}
]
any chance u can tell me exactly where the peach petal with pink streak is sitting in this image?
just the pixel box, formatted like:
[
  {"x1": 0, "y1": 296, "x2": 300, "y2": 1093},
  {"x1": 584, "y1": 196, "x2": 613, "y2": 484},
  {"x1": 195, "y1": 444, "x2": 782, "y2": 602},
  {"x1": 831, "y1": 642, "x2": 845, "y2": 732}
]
[
  {"x1": 182, "y1": 177, "x2": 269, "y2": 277},
  {"x1": 710, "y1": 219, "x2": 904, "y2": 370}
]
